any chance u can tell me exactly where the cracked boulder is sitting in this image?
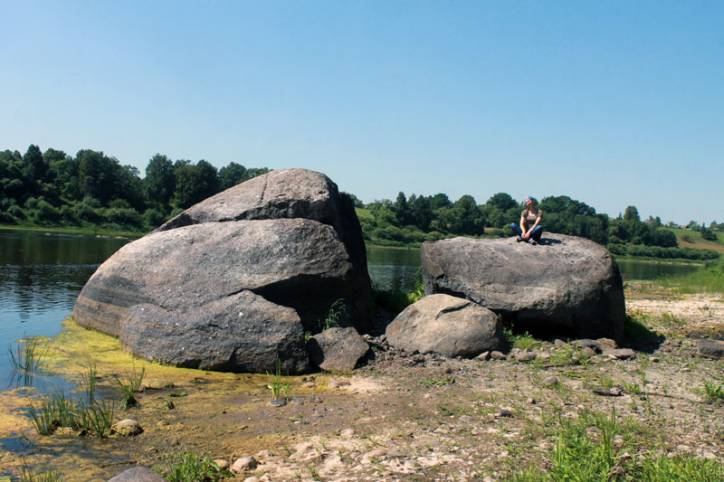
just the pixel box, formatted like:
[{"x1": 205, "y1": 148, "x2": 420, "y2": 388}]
[
  {"x1": 385, "y1": 294, "x2": 503, "y2": 358},
  {"x1": 73, "y1": 169, "x2": 372, "y2": 373},
  {"x1": 421, "y1": 234, "x2": 625, "y2": 340}
]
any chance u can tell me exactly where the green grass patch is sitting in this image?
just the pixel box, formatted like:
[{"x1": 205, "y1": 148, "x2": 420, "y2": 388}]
[
  {"x1": 420, "y1": 376, "x2": 456, "y2": 387},
  {"x1": 512, "y1": 409, "x2": 722, "y2": 481},
  {"x1": 702, "y1": 381, "x2": 723, "y2": 404},
  {"x1": 154, "y1": 452, "x2": 232, "y2": 482},
  {"x1": 656, "y1": 262, "x2": 724, "y2": 294},
  {"x1": 503, "y1": 326, "x2": 541, "y2": 351}
]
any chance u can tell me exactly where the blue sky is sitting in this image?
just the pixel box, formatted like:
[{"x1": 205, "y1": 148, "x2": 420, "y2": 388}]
[{"x1": 1, "y1": 1, "x2": 722, "y2": 224}]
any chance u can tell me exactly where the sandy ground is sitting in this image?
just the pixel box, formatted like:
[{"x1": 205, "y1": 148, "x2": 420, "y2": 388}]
[{"x1": 0, "y1": 286, "x2": 721, "y2": 481}]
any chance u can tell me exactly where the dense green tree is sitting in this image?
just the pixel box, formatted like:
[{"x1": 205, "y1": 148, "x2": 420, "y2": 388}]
[
  {"x1": 173, "y1": 160, "x2": 219, "y2": 209},
  {"x1": 145, "y1": 154, "x2": 175, "y2": 208},
  {"x1": 218, "y1": 162, "x2": 249, "y2": 190},
  {"x1": 394, "y1": 192, "x2": 411, "y2": 226},
  {"x1": 623, "y1": 206, "x2": 640, "y2": 222}
]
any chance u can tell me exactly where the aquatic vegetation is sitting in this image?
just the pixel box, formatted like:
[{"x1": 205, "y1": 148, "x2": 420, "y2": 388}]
[
  {"x1": 8, "y1": 337, "x2": 45, "y2": 386},
  {"x1": 114, "y1": 365, "x2": 145, "y2": 408},
  {"x1": 76, "y1": 401, "x2": 114, "y2": 438},
  {"x1": 79, "y1": 361, "x2": 97, "y2": 404},
  {"x1": 154, "y1": 452, "x2": 232, "y2": 482},
  {"x1": 28, "y1": 393, "x2": 114, "y2": 438},
  {"x1": 20, "y1": 466, "x2": 63, "y2": 482}
]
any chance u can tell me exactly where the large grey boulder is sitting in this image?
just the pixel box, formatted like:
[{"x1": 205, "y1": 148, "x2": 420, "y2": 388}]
[
  {"x1": 421, "y1": 234, "x2": 625, "y2": 340},
  {"x1": 121, "y1": 291, "x2": 309, "y2": 372},
  {"x1": 73, "y1": 169, "x2": 372, "y2": 373},
  {"x1": 307, "y1": 327, "x2": 370, "y2": 371},
  {"x1": 157, "y1": 168, "x2": 368, "y2": 282},
  {"x1": 386, "y1": 294, "x2": 502, "y2": 357}
]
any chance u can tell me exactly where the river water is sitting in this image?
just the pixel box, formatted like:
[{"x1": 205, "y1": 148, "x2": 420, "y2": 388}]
[{"x1": 0, "y1": 228, "x2": 700, "y2": 388}]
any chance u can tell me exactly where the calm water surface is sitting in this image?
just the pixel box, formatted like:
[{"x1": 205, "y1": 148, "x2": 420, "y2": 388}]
[{"x1": 0, "y1": 229, "x2": 701, "y2": 388}]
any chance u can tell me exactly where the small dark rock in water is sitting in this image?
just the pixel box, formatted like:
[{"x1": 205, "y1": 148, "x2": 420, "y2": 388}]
[
  {"x1": 111, "y1": 419, "x2": 143, "y2": 437},
  {"x1": 607, "y1": 348, "x2": 636, "y2": 360},
  {"x1": 108, "y1": 467, "x2": 165, "y2": 482},
  {"x1": 270, "y1": 399, "x2": 287, "y2": 408},
  {"x1": 697, "y1": 339, "x2": 724, "y2": 359}
]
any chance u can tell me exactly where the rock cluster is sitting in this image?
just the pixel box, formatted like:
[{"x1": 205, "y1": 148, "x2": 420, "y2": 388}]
[{"x1": 73, "y1": 169, "x2": 372, "y2": 373}]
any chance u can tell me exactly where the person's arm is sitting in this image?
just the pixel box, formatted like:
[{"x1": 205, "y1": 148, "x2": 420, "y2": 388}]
[{"x1": 520, "y1": 214, "x2": 528, "y2": 239}]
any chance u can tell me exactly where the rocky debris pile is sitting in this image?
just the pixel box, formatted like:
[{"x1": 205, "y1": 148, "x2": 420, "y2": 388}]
[
  {"x1": 421, "y1": 234, "x2": 626, "y2": 340},
  {"x1": 385, "y1": 294, "x2": 502, "y2": 358},
  {"x1": 73, "y1": 169, "x2": 372, "y2": 374}
]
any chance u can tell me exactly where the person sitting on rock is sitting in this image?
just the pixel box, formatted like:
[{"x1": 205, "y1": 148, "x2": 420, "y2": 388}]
[{"x1": 511, "y1": 196, "x2": 543, "y2": 245}]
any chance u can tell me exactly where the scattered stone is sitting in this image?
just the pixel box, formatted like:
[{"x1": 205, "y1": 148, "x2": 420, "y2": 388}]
[
  {"x1": 572, "y1": 339, "x2": 603, "y2": 353},
  {"x1": 554, "y1": 339, "x2": 566, "y2": 347},
  {"x1": 231, "y1": 456, "x2": 258, "y2": 473},
  {"x1": 476, "y1": 351, "x2": 491, "y2": 361},
  {"x1": 527, "y1": 397, "x2": 537, "y2": 405},
  {"x1": 542, "y1": 376, "x2": 559, "y2": 387},
  {"x1": 607, "y1": 348, "x2": 636, "y2": 360},
  {"x1": 340, "y1": 428, "x2": 355, "y2": 438},
  {"x1": 496, "y1": 408, "x2": 513, "y2": 418},
  {"x1": 593, "y1": 387, "x2": 623, "y2": 397},
  {"x1": 697, "y1": 339, "x2": 724, "y2": 359},
  {"x1": 581, "y1": 346, "x2": 597, "y2": 358},
  {"x1": 386, "y1": 294, "x2": 502, "y2": 358},
  {"x1": 108, "y1": 467, "x2": 165, "y2": 482},
  {"x1": 213, "y1": 459, "x2": 230, "y2": 470},
  {"x1": 270, "y1": 398, "x2": 287, "y2": 408},
  {"x1": 308, "y1": 327, "x2": 370, "y2": 371},
  {"x1": 111, "y1": 419, "x2": 143, "y2": 437},
  {"x1": 536, "y1": 352, "x2": 551, "y2": 362},
  {"x1": 514, "y1": 351, "x2": 536, "y2": 362},
  {"x1": 329, "y1": 379, "x2": 351, "y2": 389},
  {"x1": 490, "y1": 351, "x2": 506, "y2": 360},
  {"x1": 596, "y1": 338, "x2": 618, "y2": 350},
  {"x1": 421, "y1": 234, "x2": 625, "y2": 339}
]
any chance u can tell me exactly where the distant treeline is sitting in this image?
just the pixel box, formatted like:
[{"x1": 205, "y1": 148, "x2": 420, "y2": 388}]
[
  {"x1": 0, "y1": 145, "x2": 268, "y2": 231},
  {"x1": 0, "y1": 144, "x2": 721, "y2": 261}
]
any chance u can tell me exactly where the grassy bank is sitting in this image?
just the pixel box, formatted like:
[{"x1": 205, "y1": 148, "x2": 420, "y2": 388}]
[{"x1": 0, "y1": 223, "x2": 145, "y2": 238}]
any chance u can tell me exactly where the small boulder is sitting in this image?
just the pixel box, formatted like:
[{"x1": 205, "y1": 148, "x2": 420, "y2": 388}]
[
  {"x1": 307, "y1": 327, "x2": 370, "y2": 371},
  {"x1": 606, "y1": 348, "x2": 636, "y2": 360},
  {"x1": 490, "y1": 351, "x2": 507, "y2": 360},
  {"x1": 231, "y1": 456, "x2": 259, "y2": 473},
  {"x1": 697, "y1": 339, "x2": 724, "y2": 359},
  {"x1": 514, "y1": 351, "x2": 536, "y2": 362},
  {"x1": 572, "y1": 339, "x2": 603, "y2": 354},
  {"x1": 111, "y1": 419, "x2": 143, "y2": 437},
  {"x1": 107, "y1": 467, "x2": 164, "y2": 482},
  {"x1": 213, "y1": 460, "x2": 230, "y2": 471},
  {"x1": 386, "y1": 294, "x2": 502, "y2": 358}
]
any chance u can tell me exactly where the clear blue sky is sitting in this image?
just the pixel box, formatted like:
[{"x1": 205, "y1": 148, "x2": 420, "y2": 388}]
[{"x1": 1, "y1": 1, "x2": 722, "y2": 224}]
